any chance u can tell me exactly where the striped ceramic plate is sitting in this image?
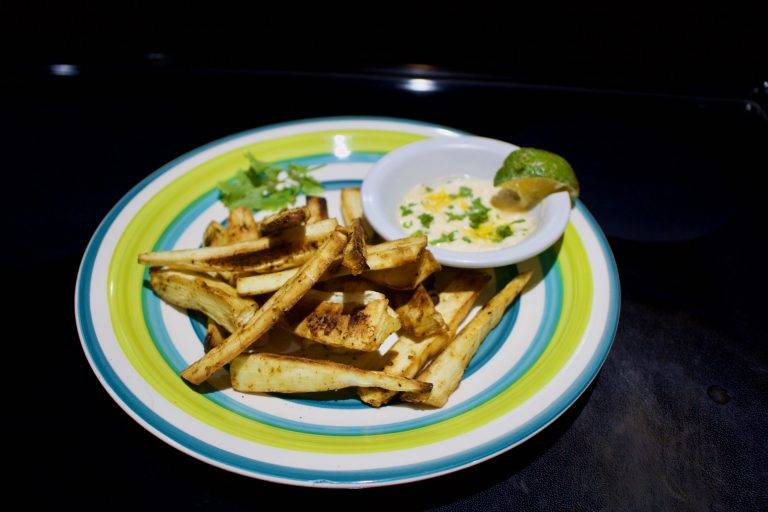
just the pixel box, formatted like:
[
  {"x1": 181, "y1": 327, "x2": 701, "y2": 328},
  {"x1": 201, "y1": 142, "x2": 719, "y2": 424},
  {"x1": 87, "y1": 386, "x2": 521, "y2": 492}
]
[{"x1": 75, "y1": 117, "x2": 619, "y2": 488}]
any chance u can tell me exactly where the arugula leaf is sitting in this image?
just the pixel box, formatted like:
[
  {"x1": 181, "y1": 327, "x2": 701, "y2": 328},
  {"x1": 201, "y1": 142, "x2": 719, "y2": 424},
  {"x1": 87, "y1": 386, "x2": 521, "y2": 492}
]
[{"x1": 217, "y1": 153, "x2": 323, "y2": 211}]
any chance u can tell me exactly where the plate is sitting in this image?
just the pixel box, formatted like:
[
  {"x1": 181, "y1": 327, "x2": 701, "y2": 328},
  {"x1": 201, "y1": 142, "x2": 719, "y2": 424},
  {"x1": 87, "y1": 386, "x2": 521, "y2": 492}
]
[{"x1": 75, "y1": 117, "x2": 620, "y2": 488}]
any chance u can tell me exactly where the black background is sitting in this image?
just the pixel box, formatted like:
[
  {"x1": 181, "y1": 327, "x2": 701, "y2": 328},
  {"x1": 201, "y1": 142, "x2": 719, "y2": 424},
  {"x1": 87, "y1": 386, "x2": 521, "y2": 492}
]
[{"x1": 4, "y1": 4, "x2": 767, "y2": 510}]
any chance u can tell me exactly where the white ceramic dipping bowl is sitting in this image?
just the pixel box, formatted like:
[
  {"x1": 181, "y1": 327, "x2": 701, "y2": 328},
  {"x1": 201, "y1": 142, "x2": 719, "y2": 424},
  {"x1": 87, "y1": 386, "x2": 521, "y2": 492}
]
[{"x1": 361, "y1": 136, "x2": 571, "y2": 268}]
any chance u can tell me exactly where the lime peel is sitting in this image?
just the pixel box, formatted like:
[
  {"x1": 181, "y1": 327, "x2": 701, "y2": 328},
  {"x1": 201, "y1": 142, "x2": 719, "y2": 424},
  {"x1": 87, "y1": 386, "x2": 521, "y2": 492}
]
[{"x1": 494, "y1": 148, "x2": 579, "y2": 208}]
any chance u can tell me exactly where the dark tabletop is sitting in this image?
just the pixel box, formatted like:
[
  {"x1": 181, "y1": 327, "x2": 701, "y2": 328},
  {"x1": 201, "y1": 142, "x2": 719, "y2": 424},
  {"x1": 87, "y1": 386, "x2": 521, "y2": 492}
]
[{"x1": 5, "y1": 63, "x2": 767, "y2": 510}]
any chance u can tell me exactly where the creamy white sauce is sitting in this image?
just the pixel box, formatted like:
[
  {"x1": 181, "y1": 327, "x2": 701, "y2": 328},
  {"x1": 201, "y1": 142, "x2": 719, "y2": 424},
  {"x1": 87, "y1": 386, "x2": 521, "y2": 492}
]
[{"x1": 397, "y1": 177, "x2": 536, "y2": 252}]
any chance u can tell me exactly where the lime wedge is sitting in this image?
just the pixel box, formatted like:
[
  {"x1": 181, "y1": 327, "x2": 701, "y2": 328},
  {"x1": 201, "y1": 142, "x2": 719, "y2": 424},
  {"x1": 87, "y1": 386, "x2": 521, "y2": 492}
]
[{"x1": 493, "y1": 148, "x2": 579, "y2": 209}]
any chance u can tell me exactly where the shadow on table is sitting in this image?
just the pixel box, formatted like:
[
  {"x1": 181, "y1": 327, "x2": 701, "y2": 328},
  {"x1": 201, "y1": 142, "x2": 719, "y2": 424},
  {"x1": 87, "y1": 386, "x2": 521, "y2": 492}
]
[{"x1": 176, "y1": 375, "x2": 597, "y2": 510}]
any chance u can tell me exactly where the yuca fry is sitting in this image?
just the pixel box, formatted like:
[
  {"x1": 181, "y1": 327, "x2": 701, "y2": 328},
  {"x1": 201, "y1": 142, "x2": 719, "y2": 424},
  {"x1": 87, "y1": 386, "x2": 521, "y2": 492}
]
[
  {"x1": 364, "y1": 235, "x2": 426, "y2": 269},
  {"x1": 306, "y1": 196, "x2": 328, "y2": 223},
  {"x1": 300, "y1": 289, "x2": 386, "y2": 305},
  {"x1": 180, "y1": 229, "x2": 348, "y2": 385},
  {"x1": 203, "y1": 221, "x2": 228, "y2": 247},
  {"x1": 235, "y1": 236, "x2": 426, "y2": 295},
  {"x1": 342, "y1": 220, "x2": 368, "y2": 275},
  {"x1": 149, "y1": 270, "x2": 258, "y2": 333},
  {"x1": 259, "y1": 206, "x2": 310, "y2": 237},
  {"x1": 402, "y1": 271, "x2": 532, "y2": 407},
  {"x1": 283, "y1": 295, "x2": 400, "y2": 351},
  {"x1": 365, "y1": 249, "x2": 440, "y2": 290},
  {"x1": 395, "y1": 285, "x2": 448, "y2": 338},
  {"x1": 227, "y1": 206, "x2": 261, "y2": 242},
  {"x1": 230, "y1": 353, "x2": 432, "y2": 394},
  {"x1": 340, "y1": 187, "x2": 375, "y2": 241},
  {"x1": 138, "y1": 218, "x2": 337, "y2": 267},
  {"x1": 204, "y1": 319, "x2": 228, "y2": 351},
  {"x1": 358, "y1": 270, "x2": 490, "y2": 407},
  {"x1": 295, "y1": 338, "x2": 390, "y2": 368}
]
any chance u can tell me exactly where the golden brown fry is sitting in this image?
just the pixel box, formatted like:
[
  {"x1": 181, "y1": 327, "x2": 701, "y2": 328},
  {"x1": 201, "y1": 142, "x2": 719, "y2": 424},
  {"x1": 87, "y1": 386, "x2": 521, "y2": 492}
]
[
  {"x1": 364, "y1": 235, "x2": 426, "y2": 269},
  {"x1": 259, "y1": 206, "x2": 310, "y2": 236},
  {"x1": 358, "y1": 270, "x2": 490, "y2": 407},
  {"x1": 180, "y1": 229, "x2": 348, "y2": 385},
  {"x1": 149, "y1": 270, "x2": 258, "y2": 333},
  {"x1": 138, "y1": 218, "x2": 337, "y2": 267},
  {"x1": 203, "y1": 221, "x2": 228, "y2": 247},
  {"x1": 340, "y1": 187, "x2": 376, "y2": 241},
  {"x1": 342, "y1": 220, "x2": 368, "y2": 275},
  {"x1": 235, "y1": 237, "x2": 425, "y2": 295},
  {"x1": 294, "y1": 339, "x2": 389, "y2": 368},
  {"x1": 283, "y1": 291, "x2": 400, "y2": 351},
  {"x1": 306, "y1": 196, "x2": 328, "y2": 223},
  {"x1": 227, "y1": 206, "x2": 261, "y2": 242},
  {"x1": 364, "y1": 250, "x2": 440, "y2": 290},
  {"x1": 230, "y1": 353, "x2": 432, "y2": 394},
  {"x1": 395, "y1": 285, "x2": 448, "y2": 338},
  {"x1": 402, "y1": 271, "x2": 532, "y2": 407},
  {"x1": 204, "y1": 319, "x2": 228, "y2": 351}
]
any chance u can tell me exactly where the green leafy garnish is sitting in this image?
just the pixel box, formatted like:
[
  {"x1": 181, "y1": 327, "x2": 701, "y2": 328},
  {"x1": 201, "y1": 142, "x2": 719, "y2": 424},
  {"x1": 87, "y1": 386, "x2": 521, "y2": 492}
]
[
  {"x1": 430, "y1": 231, "x2": 457, "y2": 245},
  {"x1": 467, "y1": 198, "x2": 491, "y2": 229},
  {"x1": 411, "y1": 230, "x2": 424, "y2": 237},
  {"x1": 446, "y1": 211, "x2": 466, "y2": 222},
  {"x1": 462, "y1": 236, "x2": 473, "y2": 243},
  {"x1": 217, "y1": 154, "x2": 323, "y2": 211},
  {"x1": 424, "y1": 185, "x2": 434, "y2": 192},
  {"x1": 458, "y1": 186, "x2": 473, "y2": 197},
  {"x1": 494, "y1": 224, "x2": 514, "y2": 241},
  {"x1": 402, "y1": 220, "x2": 413, "y2": 228},
  {"x1": 418, "y1": 213, "x2": 434, "y2": 229},
  {"x1": 400, "y1": 205, "x2": 414, "y2": 216}
]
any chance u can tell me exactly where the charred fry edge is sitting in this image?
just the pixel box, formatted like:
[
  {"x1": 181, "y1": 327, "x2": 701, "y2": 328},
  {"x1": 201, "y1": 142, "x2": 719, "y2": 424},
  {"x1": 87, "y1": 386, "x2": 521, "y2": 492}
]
[
  {"x1": 259, "y1": 206, "x2": 310, "y2": 237},
  {"x1": 306, "y1": 196, "x2": 329, "y2": 223}
]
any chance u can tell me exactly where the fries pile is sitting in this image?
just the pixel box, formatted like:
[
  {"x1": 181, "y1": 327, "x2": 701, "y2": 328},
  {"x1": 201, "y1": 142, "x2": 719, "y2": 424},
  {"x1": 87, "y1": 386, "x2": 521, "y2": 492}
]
[{"x1": 138, "y1": 189, "x2": 531, "y2": 407}]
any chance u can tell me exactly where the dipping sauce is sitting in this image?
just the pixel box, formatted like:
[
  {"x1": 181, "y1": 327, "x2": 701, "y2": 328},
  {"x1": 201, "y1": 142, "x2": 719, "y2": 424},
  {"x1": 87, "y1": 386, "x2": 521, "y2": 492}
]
[{"x1": 397, "y1": 177, "x2": 535, "y2": 252}]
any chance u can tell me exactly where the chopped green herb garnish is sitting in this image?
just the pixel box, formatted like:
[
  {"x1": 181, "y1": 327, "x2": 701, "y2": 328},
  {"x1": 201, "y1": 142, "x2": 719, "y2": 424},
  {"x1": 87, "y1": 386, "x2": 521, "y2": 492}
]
[
  {"x1": 511, "y1": 219, "x2": 526, "y2": 224},
  {"x1": 467, "y1": 197, "x2": 491, "y2": 229},
  {"x1": 430, "y1": 231, "x2": 457, "y2": 244},
  {"x1": 494, "y1": 224, "x2": 514, "y2": 241},
  {"x1": 411, "y1": 230, "x2": 424, "y2": 237},
  {"x1": 458, "y1": 186, "x2": 473, "y2": 197},
  {"x1": 217, "y1": 154, "x2": 323, "y2": 211},
  {"x1": 408, "y1": 202, "x2": 417, "y2": 207},
  {"x1": 423, "y1": 185, "x2": 433, "y2": 192},
  {"x1": 400, "y1": 205, "x2": 414, "y2": 216},
  {"x1": 446, "y1": 211, "x2": 466, "y2": 222},
  {"x1": 418, "y1": 213, "x2": 434, "y2": 228},
  {"x1": 462, "y1": 236, "x2": 473, "y2": 243},
  {"x1": 402, "y1": 220, "x2": 413, "y2": 228}
]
